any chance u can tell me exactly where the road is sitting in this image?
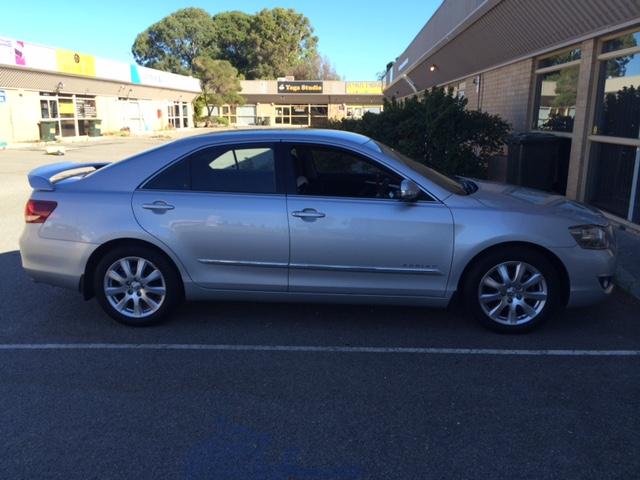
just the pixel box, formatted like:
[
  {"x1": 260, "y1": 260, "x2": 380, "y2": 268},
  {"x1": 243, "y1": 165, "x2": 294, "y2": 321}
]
[{"x1": 1, "y1": 136, "x2": 639, "y2": 479}]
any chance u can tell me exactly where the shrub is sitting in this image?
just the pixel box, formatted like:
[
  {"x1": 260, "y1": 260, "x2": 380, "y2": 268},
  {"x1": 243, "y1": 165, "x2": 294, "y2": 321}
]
[
  {"x1": 214, "y1": 116, "x2": 230, "y2": 126},
  {"x1": 328, "y1": 88, "x2": 510, "y2": 178}
]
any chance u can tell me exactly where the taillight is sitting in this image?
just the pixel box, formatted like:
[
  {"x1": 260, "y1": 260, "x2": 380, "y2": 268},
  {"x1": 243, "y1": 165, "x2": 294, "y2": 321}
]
[{"x1": 25, "y1": 199, "x2": 57, "y2": 224}]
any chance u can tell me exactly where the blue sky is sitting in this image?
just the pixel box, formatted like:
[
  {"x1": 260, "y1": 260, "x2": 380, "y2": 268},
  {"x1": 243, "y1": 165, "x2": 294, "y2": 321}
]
[{"x1": 0, "y1": 0, "x2": 441, "y2": 80}]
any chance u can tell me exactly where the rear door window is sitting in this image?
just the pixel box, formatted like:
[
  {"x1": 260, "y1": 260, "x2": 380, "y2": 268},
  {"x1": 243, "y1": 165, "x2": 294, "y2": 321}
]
[{"x1": 144, "y1": 144, "x2": 277, "y2": 194}]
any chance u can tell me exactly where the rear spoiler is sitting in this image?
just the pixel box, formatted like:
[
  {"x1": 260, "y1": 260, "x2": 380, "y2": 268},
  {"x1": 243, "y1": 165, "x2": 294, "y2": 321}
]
[{"x1": 27, "y1": 162, "x2": 110, "y2": 191}]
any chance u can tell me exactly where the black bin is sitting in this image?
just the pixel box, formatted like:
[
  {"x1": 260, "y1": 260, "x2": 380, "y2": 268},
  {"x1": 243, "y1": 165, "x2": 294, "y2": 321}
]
[
  {"x1": 506, "y1": 133, "x2": 571, "y2": 195},
  {"x1": 38, "y1": 121, "x2": 57, "y2": 141},
  {"x1": 88, "y1": 120, "x2": 102, "y2": 137}
]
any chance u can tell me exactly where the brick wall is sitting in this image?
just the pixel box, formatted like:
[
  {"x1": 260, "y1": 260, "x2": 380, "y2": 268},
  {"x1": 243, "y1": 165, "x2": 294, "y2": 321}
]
[{"x1": 463, "y1": 58, "x2": 534, "y2": 132}]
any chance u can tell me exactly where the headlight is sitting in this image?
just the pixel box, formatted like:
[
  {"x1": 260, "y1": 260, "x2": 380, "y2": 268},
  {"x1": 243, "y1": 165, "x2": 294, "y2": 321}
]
[{"x1": 569, "y1": 225, "x2": 611, "y2": 250}]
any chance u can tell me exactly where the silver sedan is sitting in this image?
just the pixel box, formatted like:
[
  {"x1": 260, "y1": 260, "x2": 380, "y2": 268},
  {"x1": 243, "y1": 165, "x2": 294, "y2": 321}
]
[{"x1": 20, "y1": 129, "x2": 616, "y2": 332}]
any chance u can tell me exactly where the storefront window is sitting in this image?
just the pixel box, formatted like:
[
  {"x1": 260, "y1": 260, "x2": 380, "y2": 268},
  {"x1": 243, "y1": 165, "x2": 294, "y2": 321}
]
[
  {"x1": 538, "y1": 49, "x2": 581, "y2": 68},
  {"x1": 38, "y1": 92, "x2": 98, "y2": 138},
  {"x1": 594, "y1": 38, "x2": 640, "y2": 139},
  {"x1": 602, "y1": 31, "x2": 640, "y2": 53},
  {"x1": 533, "y1": 49, "x2": 581, "y2": 133},
  {"x1": 588, "y1": 143, "x2": 639, "y2": 222},
  {"x1": 587, "y1": 30, "x2": 640, "y2": 224}
]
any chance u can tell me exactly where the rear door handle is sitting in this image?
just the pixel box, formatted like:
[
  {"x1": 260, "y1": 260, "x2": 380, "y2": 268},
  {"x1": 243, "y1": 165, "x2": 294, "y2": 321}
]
[
  {"x1": 292, "y1": 208, "x2": 325, "y2": 219},
  {"x1": 142, "y1": 201, "x2": 175, "y2": 212}
]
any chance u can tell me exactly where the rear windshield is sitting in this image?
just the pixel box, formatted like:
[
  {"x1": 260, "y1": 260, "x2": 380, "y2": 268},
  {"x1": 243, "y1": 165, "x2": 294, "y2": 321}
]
[{"x1": 374, "y1": 141, "x2": 467, "y2": 196}]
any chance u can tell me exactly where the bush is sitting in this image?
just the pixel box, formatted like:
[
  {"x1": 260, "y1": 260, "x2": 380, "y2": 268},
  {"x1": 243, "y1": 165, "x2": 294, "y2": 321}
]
[
  {"x1": 213, "y1": 116, "x2": 230, "y2": 126},
  {"x1": 328, "y1": 88, "x2": 510, "y2": 178}
]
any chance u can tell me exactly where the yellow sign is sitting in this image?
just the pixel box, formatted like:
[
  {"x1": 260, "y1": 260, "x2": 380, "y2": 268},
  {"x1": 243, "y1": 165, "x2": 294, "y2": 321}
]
[
  {"x1": 56, "y1": 49, "x2": 96, "y2": 77},
  {"x1": 346, "y1": 82, "x2": 383, "y2": 95},
  {"x1": 59, "y1": 101, "x2": 74, "y2": 115}
]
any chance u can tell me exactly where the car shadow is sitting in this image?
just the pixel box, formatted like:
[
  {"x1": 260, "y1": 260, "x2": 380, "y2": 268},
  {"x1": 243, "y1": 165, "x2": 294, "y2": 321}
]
[{"x1": 1, "y1": 249, "x2": 637, "y2": 348}]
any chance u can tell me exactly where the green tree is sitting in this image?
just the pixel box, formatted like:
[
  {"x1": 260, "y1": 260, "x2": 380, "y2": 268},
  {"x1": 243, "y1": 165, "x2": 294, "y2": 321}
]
[
  {"x1": 132, "y1": 8, "x2": 217, "y2": 74},
  {"x1": 288, "y1": 53, "x2": 341, "y2": 80},
  {"x1": 212, "y1": 11, "x2": 253, "y2": 75},
  {"x1": 193, "y1": 57, "x2": 244, "y2": 126},
  {"x1": 244, "y1": 8, "x2": 319, "y2": 79},
  {"x1": 133, "y1": 7, "x2": 339, "y2": 80}
]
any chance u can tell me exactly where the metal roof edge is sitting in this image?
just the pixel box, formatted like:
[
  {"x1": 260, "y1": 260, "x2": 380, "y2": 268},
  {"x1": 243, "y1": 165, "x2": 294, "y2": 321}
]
[{"x1": 385, "y1": 0, "x2": 502, "y2": 92}]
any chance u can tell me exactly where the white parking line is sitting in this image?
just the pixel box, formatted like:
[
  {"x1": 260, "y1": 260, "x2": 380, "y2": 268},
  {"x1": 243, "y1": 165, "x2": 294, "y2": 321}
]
[{"x1": 0, "y1": 343, "x2": 638, "y2": 356}]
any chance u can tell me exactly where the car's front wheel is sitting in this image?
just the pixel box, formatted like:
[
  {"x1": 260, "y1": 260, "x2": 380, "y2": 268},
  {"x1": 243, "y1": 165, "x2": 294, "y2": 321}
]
[
  {"x1": 463, "y1": 247, "x2": 561, "y2": 333},
  {"x1": 94, "y1": 246, "x2": 181, "y2": 326}
]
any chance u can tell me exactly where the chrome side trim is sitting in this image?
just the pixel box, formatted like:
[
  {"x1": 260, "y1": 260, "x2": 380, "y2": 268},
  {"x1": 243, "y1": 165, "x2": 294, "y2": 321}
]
[
  {"x1": 198, "y1": 259, "x2": 441, "y2": 275},
  {"x1": 290, "y1": 263, "x2": 441, "y2": 275},
  {"x1": 198, "y1": 259, "x2": 288, "y2": 268}
]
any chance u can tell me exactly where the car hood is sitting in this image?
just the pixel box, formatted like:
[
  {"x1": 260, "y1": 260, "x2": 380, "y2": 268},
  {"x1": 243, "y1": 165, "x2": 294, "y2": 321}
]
[{"x1": 468, "y1": 179, "x2": 608, "y2": 226}]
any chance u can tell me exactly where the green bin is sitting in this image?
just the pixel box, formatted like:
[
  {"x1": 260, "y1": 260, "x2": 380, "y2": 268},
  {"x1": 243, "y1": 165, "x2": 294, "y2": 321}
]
[
  {"x1": 39, "y1": 121, "x2": 57, "y2": 141},
  {"x1": 88, "y1": 120, "x2": 102, "y2": 137}
]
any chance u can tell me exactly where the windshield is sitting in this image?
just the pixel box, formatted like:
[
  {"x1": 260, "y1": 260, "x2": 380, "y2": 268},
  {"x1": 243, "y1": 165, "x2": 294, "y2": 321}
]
[{"x1": 373, "y1": 141, "x2": 468, "y2": 196}]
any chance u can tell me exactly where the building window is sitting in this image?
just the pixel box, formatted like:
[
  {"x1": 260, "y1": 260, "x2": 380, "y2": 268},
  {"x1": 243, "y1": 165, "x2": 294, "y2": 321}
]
[
  {"x1": 38, "y1": 92, "x2": 98, "y2": 138},
  {"x1": 168, "y1": 101, "x2": 189, "y2": 128},
  {"x1": 346, "y1": 105, "x2": 382, "y2": 119},
  {"x1": 587, "y1": 29, "x2": 640, "y2": 224},
  {"x1": 588, "y1": 143, "x2": 639, "y2": 222},
  {"x1": 594, "y1": 34, "x2": 640, "y2": 139},
  {"x1": 274, "y1": 104, "x2": 329, "y2": 126},
  {"x1": 446, "y1": 81, "x2": 466, "y2": 98},
  {"x1": 533, "y1": 48, "x2": 581, "y2": 133}
]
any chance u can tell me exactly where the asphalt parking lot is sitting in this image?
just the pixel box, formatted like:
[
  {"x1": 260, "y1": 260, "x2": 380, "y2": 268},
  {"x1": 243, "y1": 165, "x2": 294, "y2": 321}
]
[{"x1": 1, "y1": 136, "x2": 639, "y2": 479}]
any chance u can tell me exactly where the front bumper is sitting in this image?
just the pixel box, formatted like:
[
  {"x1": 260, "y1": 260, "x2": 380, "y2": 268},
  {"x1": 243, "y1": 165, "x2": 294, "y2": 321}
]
[
  {"x1": 19, "y1": 225, "x2": 98, "y2": 291},
  {"x1": 551, "y1": 244, "x2": 617, "y2": 307}
]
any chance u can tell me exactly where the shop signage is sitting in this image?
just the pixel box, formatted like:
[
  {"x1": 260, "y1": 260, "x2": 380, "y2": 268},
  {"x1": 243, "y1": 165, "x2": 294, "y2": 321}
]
[
  {"x1": 277, "y1": 81, "x2": 323, "y2": 94},
  {"x1": 0, "y1": 36, "x2": 199, "y2": 92},
  {"x1": 56, "y1": 48, "x2": 96, "y2": 77},
  {"x1": 346, "y1": 81, "x2": 383, "y2": 95}
]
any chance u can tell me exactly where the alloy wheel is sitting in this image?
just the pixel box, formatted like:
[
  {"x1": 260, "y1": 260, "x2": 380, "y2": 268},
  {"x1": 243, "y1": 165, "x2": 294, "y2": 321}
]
[
  {"x1": 478, "y1": 261, "x2": 548, "y2": 326},
  {"x1": 103, "y1": 256, "x2": 166, "y2": 319}
]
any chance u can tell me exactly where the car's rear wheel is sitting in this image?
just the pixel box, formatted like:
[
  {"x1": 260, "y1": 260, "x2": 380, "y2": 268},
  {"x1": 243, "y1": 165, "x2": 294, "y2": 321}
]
[
  {"x1": 462, "y1": 247, "x2": 561, "y2": 333},
  {"x1": 94, "y1": 246, "x2": 180, "y2": 326}
]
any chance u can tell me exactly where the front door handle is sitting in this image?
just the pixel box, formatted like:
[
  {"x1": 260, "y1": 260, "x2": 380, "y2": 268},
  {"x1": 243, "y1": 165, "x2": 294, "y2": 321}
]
[
  {"x1": 292, "y1": 208, "x2": 325, "y2": 219},
  {"x1": 142, "y1": 201, "x2": 175, "y2": 212}
]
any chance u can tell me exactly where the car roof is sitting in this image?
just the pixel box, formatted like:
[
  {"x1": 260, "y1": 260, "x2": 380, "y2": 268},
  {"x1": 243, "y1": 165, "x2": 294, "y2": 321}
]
[{"x1": 171, "y1": 128, "x2": 373, "y2": 147}]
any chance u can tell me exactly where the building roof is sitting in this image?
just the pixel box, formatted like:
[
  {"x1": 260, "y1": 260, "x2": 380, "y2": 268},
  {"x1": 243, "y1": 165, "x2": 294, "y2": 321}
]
[
  {"x1": 0, "y1": 36, "x2": 200, "y2": 93},
  {"x1": 384, "y1": 0, "x2": 640, "y2": 97}
]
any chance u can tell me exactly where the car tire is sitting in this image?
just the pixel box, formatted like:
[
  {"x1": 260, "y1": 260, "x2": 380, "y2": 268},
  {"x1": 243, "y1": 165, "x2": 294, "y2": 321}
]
[
  {"x1": 94, "y1": 245, "x2": 181, "y2": 326},
  {"x1": 462, "y1": 247, "x2": 561, "y2": 333}
]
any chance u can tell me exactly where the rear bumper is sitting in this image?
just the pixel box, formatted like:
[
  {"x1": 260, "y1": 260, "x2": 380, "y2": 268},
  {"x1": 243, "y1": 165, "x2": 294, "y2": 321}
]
[
  {"x1": 551, "y1": 245, "x2": 617, "y2": 307},
  {"x1": 19, "y1": 225, "x2": 98, "y2": 291}
]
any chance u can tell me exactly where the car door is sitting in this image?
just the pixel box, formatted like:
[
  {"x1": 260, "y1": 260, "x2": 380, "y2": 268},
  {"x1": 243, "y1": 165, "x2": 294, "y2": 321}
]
[
  {"x1": 132, "y1": 142, "x2": 289, "y2": 291},
  {"x1": 284, "y1": 143, "x2": 454, "y2": 297}
]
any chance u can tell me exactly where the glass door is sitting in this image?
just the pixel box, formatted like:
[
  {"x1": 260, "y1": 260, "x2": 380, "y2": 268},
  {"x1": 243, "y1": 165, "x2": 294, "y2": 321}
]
[
  {"x1": 275, "y1": 106, "x2": 291, "y2": 124},
  {"x1": 39, "y1": 94, "x2": 60, "y2": 136},
  {"x1": 58, "y1": 95, "x2": 76, "y2": 137}
]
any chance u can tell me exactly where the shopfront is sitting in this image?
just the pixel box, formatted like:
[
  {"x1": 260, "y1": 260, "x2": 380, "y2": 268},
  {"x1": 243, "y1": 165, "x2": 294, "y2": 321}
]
[
  {"x1": 227, "y1": 79, "x2": 384, "y2": 127},
  {"x1": 39, "y1": 92, "x2": 98, "y2": 137},
  {"x1": 0, "y1": 36, "x2": 201, "y2": 143}
]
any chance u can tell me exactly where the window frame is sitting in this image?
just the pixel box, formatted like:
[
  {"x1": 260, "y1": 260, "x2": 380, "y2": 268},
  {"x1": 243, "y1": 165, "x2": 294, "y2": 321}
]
[
  {"x1": 139, "y1": 141, "x2": 288, "y2": 195},
  {"x1": 281, "y1": 142, "x2": 436, "y2": 203},
  {"x1": 530, "y1": 45, "x2": 582, "y2": 134},
  {"x1": 584, "y1": 27, "x2": 640, "y2": 224}
]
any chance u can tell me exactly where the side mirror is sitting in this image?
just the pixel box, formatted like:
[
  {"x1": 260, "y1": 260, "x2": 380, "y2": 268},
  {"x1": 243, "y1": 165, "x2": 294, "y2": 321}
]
[{"x1": 400, "y1": 179, "x2": 420, "y2": 202}]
